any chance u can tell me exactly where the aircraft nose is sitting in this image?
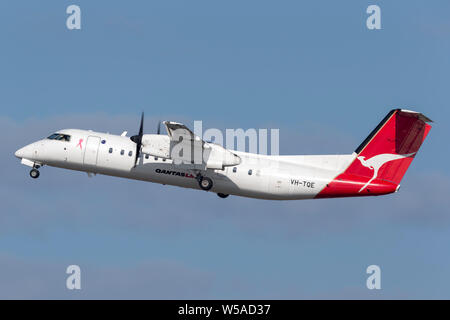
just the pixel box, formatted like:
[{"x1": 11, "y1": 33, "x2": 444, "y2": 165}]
[
  {"x1": 15, "y1": 147, "x2": 25, "y2": 158},
  {"x1": 14, "y1": 145, "x2": 32, "y2": 159}
]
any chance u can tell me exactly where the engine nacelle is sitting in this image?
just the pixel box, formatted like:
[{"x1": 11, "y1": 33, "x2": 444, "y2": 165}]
[
  {"x1": 141, "y1": 134, "x2": 170, "y2": 159},
  {"x1": 141, "y1": 134, "x2": 241, "y2": 169},
  {"x1": 204, "y1": 143, "x2": 241, "y2": 169}
]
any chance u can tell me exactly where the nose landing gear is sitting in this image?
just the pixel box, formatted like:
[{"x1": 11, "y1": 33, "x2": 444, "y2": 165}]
[{"x1": 29, "y1": 168, "x2": 40, "y2": 179}]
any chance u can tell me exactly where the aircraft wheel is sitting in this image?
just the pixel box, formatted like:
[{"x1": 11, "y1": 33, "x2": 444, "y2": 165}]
[
  {"x1": 217, "y1": 193, "x2": 229, "y2": 198},
  {"x1": 199, "y1": 177, "x2": 213, "y2": 191},
  {"x1": 30, "y1": 169, "x2": 40, "y2": 179}
]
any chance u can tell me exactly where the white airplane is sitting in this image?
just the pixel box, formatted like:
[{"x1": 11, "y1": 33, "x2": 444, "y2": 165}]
[{"x1": 14, "y1": 109, "x2": 431, "y2": 200}]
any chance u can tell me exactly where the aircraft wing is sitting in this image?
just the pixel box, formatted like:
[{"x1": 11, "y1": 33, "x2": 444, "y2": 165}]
[
  {"x1": 163, "y1": 121, "x2": 204, "y2": 168},
  {"x1": 163, "y1": 121, "x2": 241, "y2": 169},
  {"x1": 164, "y1": 121, "x2": 203, "y2": 143}
]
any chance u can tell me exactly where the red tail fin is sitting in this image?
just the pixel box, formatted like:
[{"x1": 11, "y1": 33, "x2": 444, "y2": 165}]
[{"x1": 317, "y1": 109, "x2": 432, "y2": 198}]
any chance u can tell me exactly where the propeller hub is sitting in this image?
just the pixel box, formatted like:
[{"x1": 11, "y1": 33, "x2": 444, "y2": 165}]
[{"x1": 130, "y1": 135, "x2": 140, "y2": 143}]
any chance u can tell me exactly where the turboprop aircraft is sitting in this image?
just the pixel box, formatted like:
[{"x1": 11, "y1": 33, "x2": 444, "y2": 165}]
[{"x1": 14, "y1": 109, "x2": 431, "y2": 200}]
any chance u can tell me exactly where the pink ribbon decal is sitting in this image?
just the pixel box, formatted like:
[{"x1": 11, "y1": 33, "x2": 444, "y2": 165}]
[{"x1": 77, "y1": 139, "x2": 83, "y2": 150}]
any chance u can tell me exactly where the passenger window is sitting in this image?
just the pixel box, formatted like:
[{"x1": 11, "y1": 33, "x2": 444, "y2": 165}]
[
  {"x1": 154, "y1": 157, "x2": 158, "y2": 161},
  {"x1": 120, "y1": 150, "x2": 124, "y2": 155},
  {"x1": 109, "y1": 148, "x2": 113, "y2": 153},
  {"x1": 233, "y1": 167, "x2": 237, "y2": 173},
  {"x1": 248, "y1": 169, "x2": 252, "y2": 175},
  {"x1": 145, "y1": 154, "x2": 149, "y2": 159},
  {"x1": 162, "y1": 158, "x2": 166, "y2": 162},
  {"x1": 128, "y1": 151, "x2": 132, "y2": 157}
]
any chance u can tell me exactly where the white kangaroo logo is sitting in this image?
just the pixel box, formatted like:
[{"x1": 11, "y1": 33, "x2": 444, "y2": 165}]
[{"x1": 356, "y1": 152, "x2": 416, "y2": 192}]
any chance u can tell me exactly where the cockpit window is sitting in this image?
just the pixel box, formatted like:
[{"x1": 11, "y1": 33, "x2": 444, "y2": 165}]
[
  {"x1": 47, "y1": 133, "x2": 59, "y2": 140},
  {"x1": 47, "y1": 133, "x2": 71, "y2": 142}
]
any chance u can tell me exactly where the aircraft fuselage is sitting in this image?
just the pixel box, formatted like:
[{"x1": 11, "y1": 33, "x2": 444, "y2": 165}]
[
  {"x1": 14, "y1": 129, "x2": 357, "y2": 200},
  {"x1": 15, "y1": 109, "x2": 431, "y2": 200}
]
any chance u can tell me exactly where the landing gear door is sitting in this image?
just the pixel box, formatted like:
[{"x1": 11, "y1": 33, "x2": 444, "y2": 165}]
[{"x1": 83, "y1": 136, "x2": 101, "y2": 166}]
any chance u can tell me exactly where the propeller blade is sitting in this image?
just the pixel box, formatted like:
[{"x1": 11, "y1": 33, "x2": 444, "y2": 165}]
[
  {"x1": 130, "y1": 112, "x2": 144, "y2": 167},
  {"x1": 138, "y1": 112, "x2": 144, "y2": 137},
  {"x1": 157, "y1": 120, "x2": 161, "y2": 135}
]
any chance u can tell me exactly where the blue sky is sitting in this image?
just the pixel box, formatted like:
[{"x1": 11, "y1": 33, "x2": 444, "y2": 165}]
[{"x1": 0, "y1": 0, "x2": 449, "y2": 298}]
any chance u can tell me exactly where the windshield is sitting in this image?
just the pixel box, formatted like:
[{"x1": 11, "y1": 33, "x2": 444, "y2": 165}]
[{"x1": 47, "y1": 133, "x2": 71, "y2": 142}]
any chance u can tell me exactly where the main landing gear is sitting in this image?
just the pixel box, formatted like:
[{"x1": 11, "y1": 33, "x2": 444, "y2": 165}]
[
  {"x1": 195, "y1": 173, "x2": 228, "y2": 198},
  {"x1": 196, "y1": 174, "x2": 213, "y2": 191},
  {"x1": 217, "y1": 193, "x2": 229, "y2": 199},
  {"x1": 29, "y1": 168, "x2": 40, "y2": 179}
]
